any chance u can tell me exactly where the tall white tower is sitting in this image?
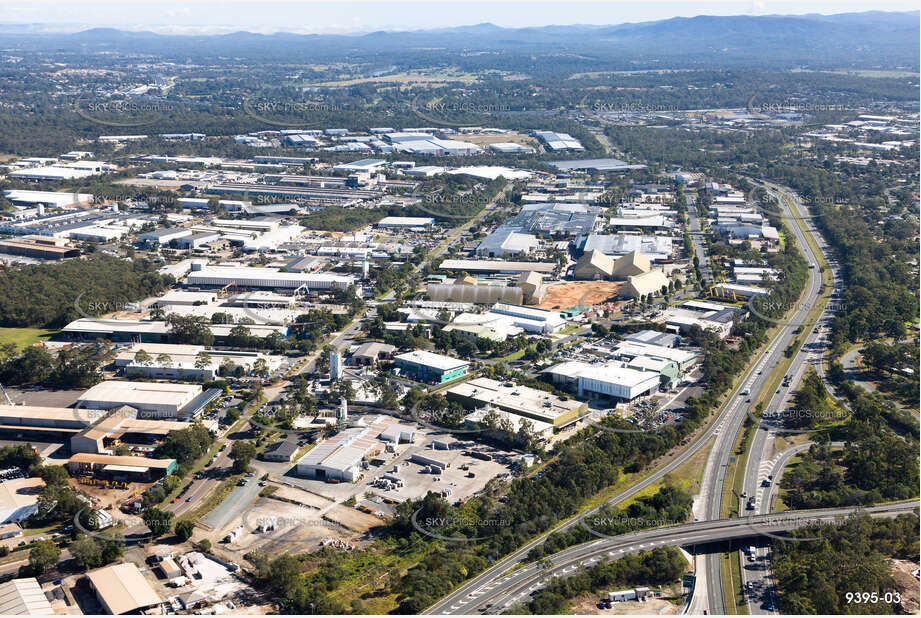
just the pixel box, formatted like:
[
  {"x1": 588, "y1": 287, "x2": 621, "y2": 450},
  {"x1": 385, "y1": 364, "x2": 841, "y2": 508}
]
[{"x1": 330, "y1": 350, "x2": 343, "y2": 381}]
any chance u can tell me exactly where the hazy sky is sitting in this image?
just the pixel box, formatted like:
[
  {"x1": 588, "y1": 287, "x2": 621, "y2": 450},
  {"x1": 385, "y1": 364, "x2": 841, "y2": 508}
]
[{"x1": 0, "y1": 0, "x2": 916, "y2": 34}]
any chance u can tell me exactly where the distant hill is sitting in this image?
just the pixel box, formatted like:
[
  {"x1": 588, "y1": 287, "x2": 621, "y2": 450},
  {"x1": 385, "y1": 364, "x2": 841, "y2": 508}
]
[{"x1": 0, "y1": 11, "x2": 917, "y2": 70}]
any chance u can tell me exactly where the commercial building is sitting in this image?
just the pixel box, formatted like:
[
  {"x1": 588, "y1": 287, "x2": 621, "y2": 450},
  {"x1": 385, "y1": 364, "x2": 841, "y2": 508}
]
[
  {"x1": 708, "y1": 283, "x2": 768, "y2": 300},
  {"x1": 489, "y1": 302, "x2": 566, "y2": 334},
  {"x1": 186, "y1": 266, "x2": 354, "y2": 291},
  {"x1": 394, "y1": 350, "x2": 470, "y2": 384},
  {"x1": 462, "y1": 407, "x2": 554, "y2": 441},
  {"x1": 543, "y1": 361, "x2": 661, "y2": 401},
  {"x1": 0, "y1": 478, "x2": 45, "y2": 524},
  {"x1": 77, "y1": 381, "x2": 203, "y2": 418},
  {"x1": 86, "y1": 562, "x2": 162, "y2": 615},
  {"x1": 351, "y1": 342, "x2": 397, "y2": 365},
  {"x1": 446, "y1": 377, "x2": 586, "y2": 429},
  {"x1": 0, "y1": 577, "x2": 55, "y2": 615}
]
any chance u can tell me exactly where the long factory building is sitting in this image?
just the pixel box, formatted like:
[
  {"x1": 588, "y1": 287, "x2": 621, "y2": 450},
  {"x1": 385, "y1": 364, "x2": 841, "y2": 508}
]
[{"x1": 185, "y1": 266, "x2": 355, "y2": 291}]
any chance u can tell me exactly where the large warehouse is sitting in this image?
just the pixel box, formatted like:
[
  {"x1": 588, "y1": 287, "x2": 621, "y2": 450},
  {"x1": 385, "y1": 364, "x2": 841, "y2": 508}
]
[
  {"x1": 0, "y1": 478, "x2": 45, "y2": 524},
  {"x1": 186, "y1": 266, "x2": 354, "y2": 291},
  {"x1": 296, "y1": 417, "x2": 392, "y2": 482},
  {"x1": 77, "y1": 381, "x2": 204, "y2": 418},
  {"x1": 61, "y1": 318, "x2": 288, "y2": 345},
  {"x1": 543, "y1": 361, "x2": 662, "y2": 401}
]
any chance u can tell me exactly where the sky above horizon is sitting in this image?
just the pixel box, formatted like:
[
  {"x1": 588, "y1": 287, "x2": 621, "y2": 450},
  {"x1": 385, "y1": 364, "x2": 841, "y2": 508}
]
[{"x1": 0, "y1": 0, "x2": 916, "y2": 34}]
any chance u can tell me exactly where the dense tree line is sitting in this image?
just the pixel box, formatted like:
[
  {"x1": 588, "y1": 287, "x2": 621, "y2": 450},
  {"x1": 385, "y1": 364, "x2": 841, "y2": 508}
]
[
  {"x1": 524, "y1": 546, "x2": 687, "y2": 614},
  {"x1": 0, "y1": 343, "x2": 110, "y2": 388},
  {"x1": 0, "y1": 256, "x2": 171, "y2": 328},
  {"x1": 773, "y1": 513, "x2": 918, "y2": 614}
]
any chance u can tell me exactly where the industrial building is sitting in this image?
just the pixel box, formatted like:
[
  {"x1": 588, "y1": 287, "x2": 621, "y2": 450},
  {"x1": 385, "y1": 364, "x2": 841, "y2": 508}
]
[
  {"x1": 138, "y1": 227, "x2": 193, "y2": 245},
  {"x1": 622, "y1": 329, "x2": 681, "y2": 348},
  {"x1": 578, "y1": 234, "x2": 674, "y2": 261},
  {"x1": 0, "y1": 578, "x2": 55, "y2": 614},
  {"x1": 86, "y1": 562, "x2": 163, "y2": 615},
  {"x1": 114, "y1": 343, "x2": 284, "y2": 381},
  {"x1": 503, "y1": 203, "x2": 600, "y2": 237},
  {"x1": 67, "y1": 453, "x2": 178, "y2": 482},
  {"x1": 186, "y1": 266, "x2": 354, "y2": 291},
  {"x1": 476, "y1": 227, "x2": 539, "y2": 257},
  {"x1": 446, "y1": 377, "x2": 587, "y2": 429},
  {"x1": 61, "y1": 317, "x2": 289, "y2": 345},
  {"x1": 658, "y1": 300, "x2": 741, "y2": 338},
  {"x1": 489, "y1": 302, "x2": 566, "y2": 333},
  {"x1": 550, "y1": 158, "x2": 647, "y2": 172},
  {"x1": 0, "y1": 236, "x2": 80, "y2": 260},
  {"x1": 151, "y1": 291, "x2": 217, "y2": 307},
  {"x1": 296, "y1": 418, "x2": 392, "y2": 482},
  {"x1": 533, "y1": 131, "x2": 584, "y2": 151},
  {"x1": 376, "y1": 216, "x2": 435, "y2": 229},
  {"x1": 77, "y1": 381, "x2": 204, "y2": 418},
  {"x1": 543, "y1": 361, "x2": 662, "y2": 401},
  {"x1": 620, "y1": 269, "x2": 670, "y2": 299},
  {"x1": 0, "y1": 478, "x2": 45, "y2": 524},
  {"x1": 2, "y1": 189, "x2": 94, "y2": 208},
  {"x1": 438, "y1": 259, "x2": 557, "y2": 274},
  {"x1": 393, "y1": 350, "x2": 470, "y2": 384}
]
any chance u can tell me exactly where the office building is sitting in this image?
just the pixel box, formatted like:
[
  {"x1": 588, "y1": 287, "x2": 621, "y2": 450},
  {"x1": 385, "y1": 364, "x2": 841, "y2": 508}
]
[{"x1": 393, "y1": 350, "x2": 470, "y2": 384}]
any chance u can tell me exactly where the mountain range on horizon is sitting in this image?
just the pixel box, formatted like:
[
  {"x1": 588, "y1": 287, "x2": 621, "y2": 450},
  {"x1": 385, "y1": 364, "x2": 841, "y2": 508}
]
[{"x1": 0, "y1": 10, "x2": 917, "y2": 70}]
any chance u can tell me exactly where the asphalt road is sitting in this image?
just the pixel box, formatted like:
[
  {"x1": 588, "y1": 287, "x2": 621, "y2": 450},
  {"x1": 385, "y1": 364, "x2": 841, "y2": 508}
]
[
  {"x1": 737, "y1": 181, "x2": 841, "y2": 615},
  {"x1": 693, "y1": 181, "x2": 829, "y2": 615},
  {"x1": 426, "y1": 501, "x2": 917, "y2": 614}
]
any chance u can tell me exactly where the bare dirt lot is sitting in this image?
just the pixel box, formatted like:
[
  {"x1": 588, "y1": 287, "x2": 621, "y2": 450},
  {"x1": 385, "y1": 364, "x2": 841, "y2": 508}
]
[
  {"x1": 538, "y1": 281, "x2": 624, "y2": 310},
  {"x1": 890, "y1": 559, "x2": 920, "y2": 615},
  {"x1": 568, "y1": 594, "x2": 683, "y2": 615},
  {"x1": 462, "y1": 133, "x2": 536, "y2": 147}
]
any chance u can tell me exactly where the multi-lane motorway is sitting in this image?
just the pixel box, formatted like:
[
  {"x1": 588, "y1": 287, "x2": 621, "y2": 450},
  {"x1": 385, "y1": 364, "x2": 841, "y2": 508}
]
[
  {"x1": 693, "y1": 181, "x2": 834, "y2": 614},
  {"x1": 427, "y1": 501, "x2": 916, "y2": 614}
]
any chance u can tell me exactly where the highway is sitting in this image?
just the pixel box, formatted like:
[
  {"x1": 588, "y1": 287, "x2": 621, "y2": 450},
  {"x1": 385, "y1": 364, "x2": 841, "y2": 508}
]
[
  {"x1": 426, "y1": 501, "x2": 917, "y2": 614},
  {"x1": 736, "y1": 181, "x2": 842, "y2": 614}
]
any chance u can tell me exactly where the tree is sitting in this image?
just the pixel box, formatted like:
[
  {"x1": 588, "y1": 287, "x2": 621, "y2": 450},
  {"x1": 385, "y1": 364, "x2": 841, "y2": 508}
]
[
  {"x1": 69, "y1": 534, "x2": 103, "y2": 569},
  {"x1": 197, "y1": 539, "x2": 211, "y2": 553},
  {"x1": 175, "y1": 519, "x2": 196, "y2": 541},
  {"x1": 143, "y1": 507, "x2": 174, "y2": 538},
  {"x1": 252, "y1": 358, "x2": 269, "y2": 378},
  {"x1": 29, "y1": 539, "x2": 60, "y2": 574},
  {"x1": 155, "y1": 353, "x2": 173, "y2": 368},
  {"x1": 134, "y1": 349, "x2": 152, "y2": 366},
  {"x1": 195, "y1": 351, "x2": 212, "y2": 370},
  {"x1": 230, "y1": 441, "x2": 257, "y2": 473}
]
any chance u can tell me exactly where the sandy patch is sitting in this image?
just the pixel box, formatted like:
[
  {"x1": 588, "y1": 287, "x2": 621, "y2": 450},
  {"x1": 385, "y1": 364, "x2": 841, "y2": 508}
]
[
  {"x1": 538, "y1": 281, "x2": 624, "y2": 310},
  {"x1": 890, "y1": 559, "x2": 920, "y2": 615}
]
